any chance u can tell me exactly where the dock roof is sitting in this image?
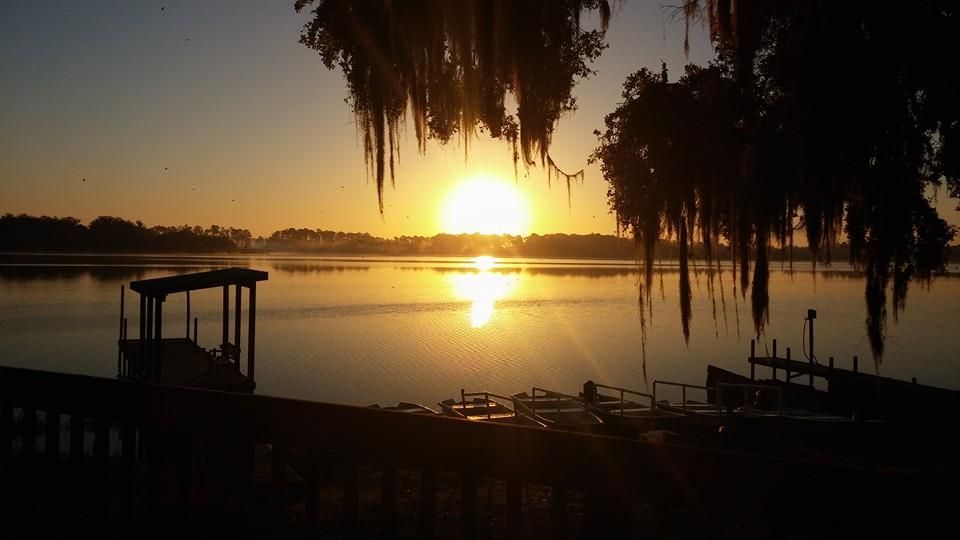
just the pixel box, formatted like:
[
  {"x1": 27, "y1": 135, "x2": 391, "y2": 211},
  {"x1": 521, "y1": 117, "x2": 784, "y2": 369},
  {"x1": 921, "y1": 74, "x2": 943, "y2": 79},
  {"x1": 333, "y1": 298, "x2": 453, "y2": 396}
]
[{"x1": 130, "y1": 268, "x2": 268, "y2": 296}]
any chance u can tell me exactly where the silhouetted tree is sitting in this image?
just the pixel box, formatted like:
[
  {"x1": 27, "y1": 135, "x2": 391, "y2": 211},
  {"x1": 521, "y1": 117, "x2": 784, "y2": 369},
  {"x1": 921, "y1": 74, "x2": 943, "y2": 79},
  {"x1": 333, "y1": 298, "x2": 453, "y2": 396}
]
[
  {"x1": 295, "y1": 0, "x2": 610, "y2": 211},
  {"x1": 301, "y1": 0, "x2": 959, "y2": 362}
]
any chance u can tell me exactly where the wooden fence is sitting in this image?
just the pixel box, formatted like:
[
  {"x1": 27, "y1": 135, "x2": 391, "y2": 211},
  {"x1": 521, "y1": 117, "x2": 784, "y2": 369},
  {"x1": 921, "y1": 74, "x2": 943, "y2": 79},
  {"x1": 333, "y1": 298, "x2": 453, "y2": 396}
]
[{"x1": 0, "y1": 365, "x2": 951, "y2": 538}]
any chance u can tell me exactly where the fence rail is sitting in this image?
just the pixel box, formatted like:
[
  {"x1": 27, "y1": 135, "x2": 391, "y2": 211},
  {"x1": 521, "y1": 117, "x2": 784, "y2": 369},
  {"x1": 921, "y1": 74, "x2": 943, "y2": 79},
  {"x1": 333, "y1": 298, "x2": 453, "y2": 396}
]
[{"x1": 0, "y1": 365, "x2": 950, "y2": 537}]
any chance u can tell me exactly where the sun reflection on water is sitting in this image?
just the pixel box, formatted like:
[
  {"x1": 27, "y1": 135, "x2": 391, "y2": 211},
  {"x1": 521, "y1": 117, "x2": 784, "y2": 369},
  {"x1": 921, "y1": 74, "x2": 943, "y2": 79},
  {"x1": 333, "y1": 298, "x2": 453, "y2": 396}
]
[{"x1": 450, "y1": 257, "x2": 518, "y2": 327}]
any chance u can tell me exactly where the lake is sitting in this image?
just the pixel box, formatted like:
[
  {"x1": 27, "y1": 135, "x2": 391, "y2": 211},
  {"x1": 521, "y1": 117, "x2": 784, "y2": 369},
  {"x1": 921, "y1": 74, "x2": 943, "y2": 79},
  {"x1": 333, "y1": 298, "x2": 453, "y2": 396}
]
[{"x1": 1, "y1": 253, "x2": 958, "y2": 408}]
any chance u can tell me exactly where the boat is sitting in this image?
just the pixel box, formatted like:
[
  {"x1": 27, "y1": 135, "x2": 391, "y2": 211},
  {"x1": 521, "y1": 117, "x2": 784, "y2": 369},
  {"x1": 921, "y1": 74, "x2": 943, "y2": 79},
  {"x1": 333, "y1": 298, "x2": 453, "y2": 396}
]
[
  {"x1": 368, "y1": 402, "x2": 439, "y2": 415},
  {"x1": 511, "y1": 387, "x2": 604, "y2": 432},
  {"x1": 439, "y1": 390, "x2": 546, "y2": 427},
  {"x1": 579, "y1": 381, "x2": 687, "y2": 436}
]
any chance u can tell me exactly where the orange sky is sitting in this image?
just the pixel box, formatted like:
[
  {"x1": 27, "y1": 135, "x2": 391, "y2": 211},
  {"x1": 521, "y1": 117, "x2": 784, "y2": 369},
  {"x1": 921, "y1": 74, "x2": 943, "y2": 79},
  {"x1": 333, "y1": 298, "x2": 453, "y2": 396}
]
[{"x1": 2, "y1": 1, "x2": 957, "y2": 238}]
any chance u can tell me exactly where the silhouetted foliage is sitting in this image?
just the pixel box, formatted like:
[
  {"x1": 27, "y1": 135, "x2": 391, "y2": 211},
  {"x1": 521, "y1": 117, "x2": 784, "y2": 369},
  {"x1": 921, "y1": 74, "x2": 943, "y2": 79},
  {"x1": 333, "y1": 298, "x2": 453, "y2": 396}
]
[
  {"x1": 298, "y1": 1, "x2": 959, "y2": 363},
  {"x1": 0, "y1": 214, "x2": 238, "y2": 253},
  {"x1": 593, "y1": 2, "x2": 959, "y2": 362},
  {"x1": 295, "y1": 0, "x2": 610, "y2": 211}
]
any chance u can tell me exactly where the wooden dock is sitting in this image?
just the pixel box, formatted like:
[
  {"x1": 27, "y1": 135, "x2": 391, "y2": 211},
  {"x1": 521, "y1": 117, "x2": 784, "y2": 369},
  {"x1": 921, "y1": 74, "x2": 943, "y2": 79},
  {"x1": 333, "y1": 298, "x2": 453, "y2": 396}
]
[
  {"x1": 119, "y1": 338, "x2": 252, "y2": 392},
  {"x1": 117, "y1": 268, "x2": 267, "y2": 394},
  {"x1": 745, "y1": 338, "x2": 959, "y2": 421}
]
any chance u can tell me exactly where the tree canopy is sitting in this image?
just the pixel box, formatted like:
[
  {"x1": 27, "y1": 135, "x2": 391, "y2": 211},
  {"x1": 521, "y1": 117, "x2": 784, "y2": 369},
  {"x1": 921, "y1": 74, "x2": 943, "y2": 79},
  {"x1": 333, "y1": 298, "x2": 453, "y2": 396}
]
[
  {"x1": 295, "y1": 0, "x2": 610, "y2": 210},
  {"x1": 594, "y1": 0, "x2": 958, "y2": 361},
  {"x1": 298, "y1": 0, "x2": 959, "y2": 362}
]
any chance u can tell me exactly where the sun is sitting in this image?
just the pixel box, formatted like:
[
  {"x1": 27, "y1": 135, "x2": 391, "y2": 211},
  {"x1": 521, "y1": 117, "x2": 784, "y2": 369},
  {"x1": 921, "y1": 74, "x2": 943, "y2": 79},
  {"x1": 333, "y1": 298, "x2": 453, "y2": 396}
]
[{"x1": 440, "y1": 173, "x2": 531, "y2": 235}]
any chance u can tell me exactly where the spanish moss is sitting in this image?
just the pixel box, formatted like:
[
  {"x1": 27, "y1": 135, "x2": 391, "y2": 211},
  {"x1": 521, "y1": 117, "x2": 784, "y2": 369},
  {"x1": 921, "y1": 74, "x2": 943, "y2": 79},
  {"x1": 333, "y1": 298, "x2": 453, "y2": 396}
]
[
  {"x1": 296, "y1": 0, "x2": 610, "y2": 212},
  {"x1": 595, "y1": 2, "x2": 958, "y2": 363}
]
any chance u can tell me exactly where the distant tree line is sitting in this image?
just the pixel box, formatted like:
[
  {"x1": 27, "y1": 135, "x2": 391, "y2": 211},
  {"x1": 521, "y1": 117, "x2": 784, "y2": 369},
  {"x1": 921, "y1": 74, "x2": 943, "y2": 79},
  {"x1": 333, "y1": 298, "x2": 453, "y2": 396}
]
[
  {"x1": 0, "y1": 214, "x2": 242, "y2": 252},
  {"x1": 2, "y1": 213, "x2": 952, "y2": 261}
]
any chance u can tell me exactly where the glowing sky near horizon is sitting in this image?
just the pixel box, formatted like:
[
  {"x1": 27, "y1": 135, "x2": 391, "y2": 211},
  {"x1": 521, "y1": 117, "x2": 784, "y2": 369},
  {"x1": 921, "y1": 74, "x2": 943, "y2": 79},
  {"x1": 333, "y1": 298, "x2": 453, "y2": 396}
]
[{"x1": 2, "y1": 1, "x2": 957, "y2": 238}]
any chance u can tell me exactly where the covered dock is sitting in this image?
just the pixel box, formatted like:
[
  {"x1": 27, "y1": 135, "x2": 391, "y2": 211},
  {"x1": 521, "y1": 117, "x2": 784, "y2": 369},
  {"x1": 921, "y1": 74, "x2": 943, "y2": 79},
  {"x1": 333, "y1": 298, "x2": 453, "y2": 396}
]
[{"x1": 117, "y1": 268, "x2": 267, "y2": 392}]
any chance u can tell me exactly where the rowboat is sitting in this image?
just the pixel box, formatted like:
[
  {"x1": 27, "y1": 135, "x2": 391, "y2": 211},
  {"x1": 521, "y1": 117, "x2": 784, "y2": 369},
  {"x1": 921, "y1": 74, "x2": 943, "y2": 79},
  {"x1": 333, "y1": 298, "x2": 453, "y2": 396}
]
[
  {"x1": 579, "y1": 381, "x2": 687, "y2": 437},
  {"x1": 439, "y1": 390, "x2": 545, "y2": 427},
  {"x1": 368, "y1": 402, "x2": 439, "y2": 415},
  {"x1": 512, "y1": 387, "x2": 604, "y2": 432}
]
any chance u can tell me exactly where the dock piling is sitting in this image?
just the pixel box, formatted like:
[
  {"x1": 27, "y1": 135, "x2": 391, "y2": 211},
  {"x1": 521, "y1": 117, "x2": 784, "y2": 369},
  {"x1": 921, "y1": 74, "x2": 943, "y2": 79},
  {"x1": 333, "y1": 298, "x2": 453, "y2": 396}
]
[
  {"x1": 786, "y1": 347, "x2": 791, "y2": 383},
  {"x1": 772, "y1": 339, "x2": 778, "y2": 381}
]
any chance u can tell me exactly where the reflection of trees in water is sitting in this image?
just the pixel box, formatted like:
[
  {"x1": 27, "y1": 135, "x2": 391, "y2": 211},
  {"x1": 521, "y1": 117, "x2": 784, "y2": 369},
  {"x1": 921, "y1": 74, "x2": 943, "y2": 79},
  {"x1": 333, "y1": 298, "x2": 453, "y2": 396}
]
[
  {"x1": 0, "y1": 267, "x2": 151, "y2": 283},
  {"x1": 270, "y1": 264, "x2": 370, "y2": 275}
]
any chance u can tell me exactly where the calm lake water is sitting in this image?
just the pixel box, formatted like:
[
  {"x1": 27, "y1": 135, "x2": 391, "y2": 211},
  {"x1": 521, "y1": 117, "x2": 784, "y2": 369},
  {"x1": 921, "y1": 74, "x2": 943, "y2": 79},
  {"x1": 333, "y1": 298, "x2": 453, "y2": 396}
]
[{"x1": 1, "y1": 254, "x2": 958, "y2": 407}]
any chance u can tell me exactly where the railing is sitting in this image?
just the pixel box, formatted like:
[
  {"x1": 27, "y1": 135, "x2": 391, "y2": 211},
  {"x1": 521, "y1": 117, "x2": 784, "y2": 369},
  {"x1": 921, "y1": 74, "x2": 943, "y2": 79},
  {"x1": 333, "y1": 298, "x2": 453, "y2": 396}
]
[
  {"x1": 459, "y1": 390, "x2": 519, "y2": 420},
  {"x1": 529, "y1": 387, "x2": 592, "y2": 417},
  {"x1": 652, "y1": 380, "x2": 717, "y2": 414},
  {"x1": 0, "y1": 365, "x2": 950, "y2": 537},
  {"x1": 592, "y1": 383, "x2": 655, "y2": 416}
]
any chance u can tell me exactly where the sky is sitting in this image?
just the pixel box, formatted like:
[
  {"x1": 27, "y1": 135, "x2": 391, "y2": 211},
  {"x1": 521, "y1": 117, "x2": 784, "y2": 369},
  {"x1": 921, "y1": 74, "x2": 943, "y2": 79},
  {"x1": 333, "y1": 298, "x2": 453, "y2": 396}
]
[
  {"x1": 2, "y1": 1, "x2": 957, "y2": 239},
  {"x1": 0, "y1": 0, "x2": 721, "y2": 238}
]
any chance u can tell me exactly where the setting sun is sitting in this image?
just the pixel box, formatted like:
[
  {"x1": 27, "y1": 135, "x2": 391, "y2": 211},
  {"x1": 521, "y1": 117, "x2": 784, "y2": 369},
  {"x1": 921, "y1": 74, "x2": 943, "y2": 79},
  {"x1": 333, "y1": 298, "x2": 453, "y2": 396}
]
[{"x1": 440, "y1": 174, "x2": 531, "y2": 235}]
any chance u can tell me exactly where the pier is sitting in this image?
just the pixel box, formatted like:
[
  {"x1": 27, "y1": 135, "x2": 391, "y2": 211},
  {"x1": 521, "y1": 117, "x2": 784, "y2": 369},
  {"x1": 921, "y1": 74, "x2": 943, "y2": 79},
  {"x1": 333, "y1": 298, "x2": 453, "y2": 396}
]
[{"x1": 117, "y1": 268, "x2": 267, "y2": 392}]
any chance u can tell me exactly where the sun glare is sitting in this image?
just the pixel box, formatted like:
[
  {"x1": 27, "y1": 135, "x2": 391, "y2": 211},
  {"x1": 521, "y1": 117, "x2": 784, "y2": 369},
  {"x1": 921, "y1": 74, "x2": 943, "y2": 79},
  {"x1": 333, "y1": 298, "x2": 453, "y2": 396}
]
[
  {"x1": 440, "y1": 174, "x2": 531, "y2": 235},
  {"x1": 451, "y1": 267, "x2": 516, "y2": 328}
]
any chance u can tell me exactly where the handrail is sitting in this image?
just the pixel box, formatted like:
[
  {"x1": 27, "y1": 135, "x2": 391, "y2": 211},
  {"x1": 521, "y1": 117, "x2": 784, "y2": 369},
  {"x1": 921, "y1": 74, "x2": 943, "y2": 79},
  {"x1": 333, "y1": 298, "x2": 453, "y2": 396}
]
[
  {"x1": 0, "y1": 364, "x2": 948, "y2": 537},
  {"x1": 652, "y1": 380, "x2": 709, "y2": 414}
]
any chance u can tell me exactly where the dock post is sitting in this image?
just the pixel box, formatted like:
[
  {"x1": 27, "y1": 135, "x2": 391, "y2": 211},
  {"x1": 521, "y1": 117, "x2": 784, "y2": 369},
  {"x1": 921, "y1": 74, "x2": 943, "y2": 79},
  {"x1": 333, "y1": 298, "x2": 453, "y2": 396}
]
[
  {"x1": 785, "y1": 347, "x2": 791, "y2": 383},
  {"x1": 829, "y1": 356, "x2": 834, "y2": 374},
  {"x1": 750, "y1": 339, "x2": 756, "y2": 380},
  {"x1": 118, "y1": 286, "x2": 125, "y2": 376},
  {"x1": 853, "y1": 356, "x2": 859, "y2": 373},
  {"x1": 145, "y1": 297, "x2": 153, "y2": 378},
  {"x1": 807, "y1": 309, "x2": 816, "y2": 387},
  {"x1": 248, "y1": 283, "x2": 256, "y2": 385},
  {"x1": 139, "y1": 294, "x2": 146, "y2": 378},
  {"x1": 154, "y1": 298, "x2": 163, "y2": 382},
  {"x1": 193, "y1": 317, "x2": 198, "y2": 343},
  {"x1": 186, "y1": 291, "x2": 191, "y2": 338},
  {"x1": 772, "y1": 339, "x2": 778, "y2": 381},
  {"x1": 222, "y1": 286, "x2": 229, "y2": 349},
  {"x1": 123, "y1": 318, "x2": 128, "y2": 376},
  {"x1": 235, "y1": 285, "x2": 242, "y2": 367}
]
